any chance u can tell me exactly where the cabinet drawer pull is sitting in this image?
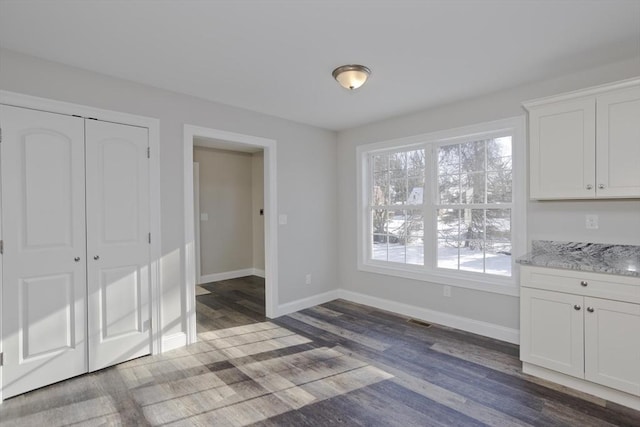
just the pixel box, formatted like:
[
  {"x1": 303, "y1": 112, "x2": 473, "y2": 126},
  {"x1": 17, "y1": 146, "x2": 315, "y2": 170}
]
[
  {"x1": 586, "y1": 184, "x2": 593, "y2": 190},
  {"x1": 587, "y1": 307, "x2": 594, "y2": 313},
  {"x1": 580, "y1": 280, "x2": 588, "y2": 287},
  {"x1": 574, "y1": 305, "x2": 581, "y2": 311},
  {"x1": 598, "y1": 184, "x2": 605, "y2": 189},
  {"x1": 74, "y1": 257, "x2": 81, "y2": 262}
]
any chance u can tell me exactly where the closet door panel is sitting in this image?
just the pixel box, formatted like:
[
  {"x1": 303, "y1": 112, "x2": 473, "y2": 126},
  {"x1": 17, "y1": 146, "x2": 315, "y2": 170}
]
[
  {"x1": 0, "y1": 105, "x2": 87, "y2": 398},
  {"x1": 85, "y1": 120, "x2": 150, "y2": 371}
]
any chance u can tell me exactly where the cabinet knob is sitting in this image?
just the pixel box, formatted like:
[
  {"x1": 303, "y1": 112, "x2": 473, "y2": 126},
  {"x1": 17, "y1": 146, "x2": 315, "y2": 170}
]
[
  {"x1": 586, "y1": 184, "x2": 593, "y2": 190},
  {"x1": 74, "y1": 257, "x2": 81, "y2": 262},
  {"x1": 598, "y1": 184, "x2": 605, "y2": 189},
  {"x1": 574, "y1": 305, "x2": 581, "y2": 311},
  {"x1": 587, "y1": 307, "x2": 594, "y2": 313},
  {"x1": 580, "y1": 280, "x2": 588, "y2": 287},
  {"x1": 93, "y1": 255, "x2": 100, "y2": 260}
]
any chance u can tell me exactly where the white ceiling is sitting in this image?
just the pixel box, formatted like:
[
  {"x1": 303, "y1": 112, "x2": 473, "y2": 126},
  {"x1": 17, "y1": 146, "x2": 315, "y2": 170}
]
[{"x1": 0, "y1": 0, "x2": 639, "y2": 131}]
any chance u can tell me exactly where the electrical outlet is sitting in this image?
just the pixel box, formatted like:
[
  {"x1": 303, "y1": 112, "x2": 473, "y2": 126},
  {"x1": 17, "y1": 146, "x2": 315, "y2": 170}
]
[
  {"x1": 585, "y1": 214, "x2": 599, "y2": 230},
  {"x1": 443, "y1": 285, "x2": 452, "y2": 297},
  {"x1": 305, "y1": 274, "x2": 312, "y2": 285}
]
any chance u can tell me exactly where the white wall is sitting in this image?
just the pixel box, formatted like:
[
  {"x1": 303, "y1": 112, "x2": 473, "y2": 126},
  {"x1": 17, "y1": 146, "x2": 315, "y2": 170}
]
[
  {"x1": 252, "y1": 152, "x2": 265, "y2": 271},
  {"x1": 193, "y1": 147, "x2": 253, "y2": 276},
  {"x1": 337, "y1": 57, "x2": 640, "y2": 331},
  {"x1": 0, "y1": 49, "x2": 339, "y2": 338}
]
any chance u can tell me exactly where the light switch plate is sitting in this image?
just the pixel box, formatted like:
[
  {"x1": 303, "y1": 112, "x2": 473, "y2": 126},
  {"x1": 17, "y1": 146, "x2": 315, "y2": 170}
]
[
  {"x1": 200, "y1": 213, "x2": 209, "y2": 221},
  {"x1": 279, "y1": 214, "x2": 288, "y2": 225}
]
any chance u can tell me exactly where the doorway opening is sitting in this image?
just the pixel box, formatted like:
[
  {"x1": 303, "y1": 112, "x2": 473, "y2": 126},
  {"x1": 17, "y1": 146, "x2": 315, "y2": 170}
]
[
  {"x1": 183, "y1": 125, "x2": 278, "y2": 345},
  {"x1": 193, "y1": 143, "x2": 266, "y2": 331}
]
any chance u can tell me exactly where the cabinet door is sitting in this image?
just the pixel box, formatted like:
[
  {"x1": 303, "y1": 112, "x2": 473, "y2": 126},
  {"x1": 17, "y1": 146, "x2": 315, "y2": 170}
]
[
  {"x1": 584, "y1": 297, "x2": 640, "y2": 396},
  {"x1": 520, "y1": 288, "x2": 585, "y2": 378},
  {"x1": 85, "y1": 120, "x2": 151, "y2": 372},
  {"x1": 0, "y1": 105, "x2": 87, "y2": 398},
  {"x1": 596, "y1": 86, "x2": 640, "y2": 198},
  {"x1": 529, "y1": 98, "x2": 596, "y2": 199}
]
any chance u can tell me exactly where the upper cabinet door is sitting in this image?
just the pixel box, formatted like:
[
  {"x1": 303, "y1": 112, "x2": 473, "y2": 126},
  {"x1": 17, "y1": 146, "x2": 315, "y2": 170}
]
[
  {"x1": 529, "y1": 98, "x2": 596, "y2": 199},
  {"x1": 0, "y1": 105, "x2": 88, "y2": 399},
  {"x1": 596, "y1": 87, "x2": 640, "y2": 198}
]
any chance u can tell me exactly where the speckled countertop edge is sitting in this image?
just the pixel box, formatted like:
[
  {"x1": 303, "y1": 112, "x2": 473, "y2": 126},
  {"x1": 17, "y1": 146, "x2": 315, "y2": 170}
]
[{"x1": 516, "y1": 241, "x2": 640, "y2": 278}]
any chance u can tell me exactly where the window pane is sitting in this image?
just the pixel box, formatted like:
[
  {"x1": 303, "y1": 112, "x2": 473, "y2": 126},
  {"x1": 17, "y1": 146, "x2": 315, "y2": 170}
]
[
  {"x1": 486, "y1": 209, "x2": 511, "y2": 241},
  {"x1": 487, "y1": 170, "x2": 512, "y2": 203},
  {"x1": 372, "y1": 153, "x2": 389, "y2": 173},
  {"x1": 460, "y1": 208, "x2": 485, "y2": 242},
  {"x1": 373, "y1": 173, "x2": 388, "y2": 205},
  {"x1": 437, "y1": 239, "x2": 460, "y2": 270},
  {"x1": 406, "y1": 210, "x2": 424, "y2": 237},
  {"x1": 407, "y1": 149, "x2": 426, "y2": 175},
  {"x1": 387, "y1": 209, "x2": 405, "y2": 241},
  {"x1": 407, "y1": 236, "x2": 424, "y2": 265},
  {"x1": 372, "y1": 209, "x2": 388, "y2": 235},
  {"x1": 438, "y1": 174, "x2": 460, "y2": 204},
  {"x1": 459, "y1": 241, "x2": 484, "y2": 273},
  {"x1": 389, "y1": 179, "x2": 407, "y2": 204},
  {"x1": 407, "y1": 175, "x2": 424, "y2": 205},
  {"x1": 389, "y1": 151, "x2": 407, "y2": 172},
  {"x1": 461, "y1": 172, "x2": 486, "y2": 204},
  {"x1": 438, "y1": 145, "x2": 460, "y2": 175},
  {"x1": 487, "y1": 137, "x2": 512, "y2": 171},
  {"x1": 460, "y1": 140, "x2": 485, "y2": 173},
  {"x1": 485, "y1": 241, "x2": 511, "y2": 276},
  {"x1": 437, "y1": 209, "x2": 461, "y2": 241},
  {"x1": 372, "y1": 234, "x2": 388, "y2": 261}
]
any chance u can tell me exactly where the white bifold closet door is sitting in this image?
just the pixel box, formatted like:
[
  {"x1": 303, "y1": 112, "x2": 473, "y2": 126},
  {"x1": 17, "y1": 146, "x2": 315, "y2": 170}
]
[
  {"x1": 85, "y1": 120, "x2": 150, "y2": 372},
  {"x1": 1, "y1": 105, "x2": 151, "y2": 398},
  {"x1": 1, "y1": 105, "x2": 88, "y2": 399}
]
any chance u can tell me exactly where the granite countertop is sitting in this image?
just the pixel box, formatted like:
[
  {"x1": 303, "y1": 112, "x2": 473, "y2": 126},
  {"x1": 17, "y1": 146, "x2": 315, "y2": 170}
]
[{"x1": 516, "y1": 241, "x2": 640, "y2": 278}]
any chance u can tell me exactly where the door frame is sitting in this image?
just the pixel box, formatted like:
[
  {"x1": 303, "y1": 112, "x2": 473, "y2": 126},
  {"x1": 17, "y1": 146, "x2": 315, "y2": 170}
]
[
  {"x1": 183, "y1": 125, "x2": 278, "y2": 344},
  {"x1": 0, "y1": 90, "x2": 163, "y2": 403}
]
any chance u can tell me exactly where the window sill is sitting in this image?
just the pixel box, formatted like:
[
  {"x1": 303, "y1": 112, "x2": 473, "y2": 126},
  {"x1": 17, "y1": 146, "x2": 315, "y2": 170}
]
[{"x1": 358, "y1": 261, "x2": 520, "y2": 297}]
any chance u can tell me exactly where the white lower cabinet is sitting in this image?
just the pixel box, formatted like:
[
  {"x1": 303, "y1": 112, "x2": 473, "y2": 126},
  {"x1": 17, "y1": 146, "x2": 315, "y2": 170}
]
[
  {"x1": 583, "y1": 297, "x2": 640, "y2": 396},
  {"x1": 520, "y1": 266, "x2": 640, "y2": 409}
]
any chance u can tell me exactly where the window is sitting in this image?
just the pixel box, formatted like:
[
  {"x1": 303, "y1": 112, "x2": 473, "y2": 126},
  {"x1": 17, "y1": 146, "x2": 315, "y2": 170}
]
[
  {"x1": 436, "y1": 137, "x2": 512, "y2": 276},
  {"x1": 358, "y1": 117, "x2": 525, "y2": 295}
]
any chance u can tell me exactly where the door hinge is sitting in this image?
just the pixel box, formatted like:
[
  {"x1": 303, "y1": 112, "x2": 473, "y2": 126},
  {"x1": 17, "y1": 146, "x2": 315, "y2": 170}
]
[
  {"x1": 147, "y1": 147, "x2": 150, "y2": 158},
  {"x1": 148, "y1": 233, "x2": 151, "y2": 244},
  {"x1": 0, "y1": 240, "x2": 3, "y2": 254},
  {"x1": 0, "y1": 127, "x2": 3, "y2": 143},
  {"x1": 0, "y1": 352, "x2": 3, "y2": 366}
]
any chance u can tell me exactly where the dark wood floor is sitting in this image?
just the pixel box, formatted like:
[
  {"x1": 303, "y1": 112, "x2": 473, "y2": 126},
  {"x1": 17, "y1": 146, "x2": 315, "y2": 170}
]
[{"x1": 2, "y1": 276, "x2": 639, "y2": 426}]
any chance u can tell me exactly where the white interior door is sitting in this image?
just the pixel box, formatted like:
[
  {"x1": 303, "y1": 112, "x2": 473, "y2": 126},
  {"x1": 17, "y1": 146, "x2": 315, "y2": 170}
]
[
  {"x1": 1, "y1": 105, "x2": 87, "y2": 398},
  {"x1": 85, "y1": 120, "x2": 151, "y2": 371}
]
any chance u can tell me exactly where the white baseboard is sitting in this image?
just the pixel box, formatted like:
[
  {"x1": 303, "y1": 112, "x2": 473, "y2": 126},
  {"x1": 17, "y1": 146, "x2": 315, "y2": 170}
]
[
  {"x1": 276, "y1": 290, "x2": 340, "y2": 317},
  {"x1": 162, "y1": 332, "x2": 187, "y2": 353},
  {"x1": 199, "y1": 268, "x2": 256, "y2": 284},
  {"x1": 252, "y1": 268, "x2": 265, "y2": 278},
  {"x1": 338, "y1": 289, "x2": 519, "y2": 344}
]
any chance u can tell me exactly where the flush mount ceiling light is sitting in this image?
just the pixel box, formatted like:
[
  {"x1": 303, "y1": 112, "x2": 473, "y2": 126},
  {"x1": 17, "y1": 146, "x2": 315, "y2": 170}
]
[{"x1": 332, "y1": 64, "x2": 371, "y2": 90}]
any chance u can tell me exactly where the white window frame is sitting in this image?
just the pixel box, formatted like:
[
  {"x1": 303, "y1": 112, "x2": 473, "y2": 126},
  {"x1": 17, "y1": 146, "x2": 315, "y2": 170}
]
[{"x1": 356, "y1": 116, "x2": 526, "y2": 296}]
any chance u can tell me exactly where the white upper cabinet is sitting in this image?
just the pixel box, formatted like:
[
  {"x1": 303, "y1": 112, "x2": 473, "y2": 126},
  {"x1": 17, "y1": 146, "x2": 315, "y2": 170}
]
[
  {"x1": 596, "y1": 87, "x2": 640, "y2": 198},
  {"x1": 525, "y1": 78, "x2": 640, "y2": 200}
]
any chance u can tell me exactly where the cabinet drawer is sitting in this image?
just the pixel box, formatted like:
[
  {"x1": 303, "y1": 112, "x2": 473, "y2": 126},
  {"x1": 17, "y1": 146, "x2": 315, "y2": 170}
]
[{"x1": 521, "y1": 266, "x2": 640, "y2": 303}]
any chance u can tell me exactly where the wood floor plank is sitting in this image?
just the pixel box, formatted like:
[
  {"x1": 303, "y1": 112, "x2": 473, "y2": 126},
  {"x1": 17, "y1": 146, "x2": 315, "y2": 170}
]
[{"x1": 1, "y1": 275, "x2": 638, "y2": 426}]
